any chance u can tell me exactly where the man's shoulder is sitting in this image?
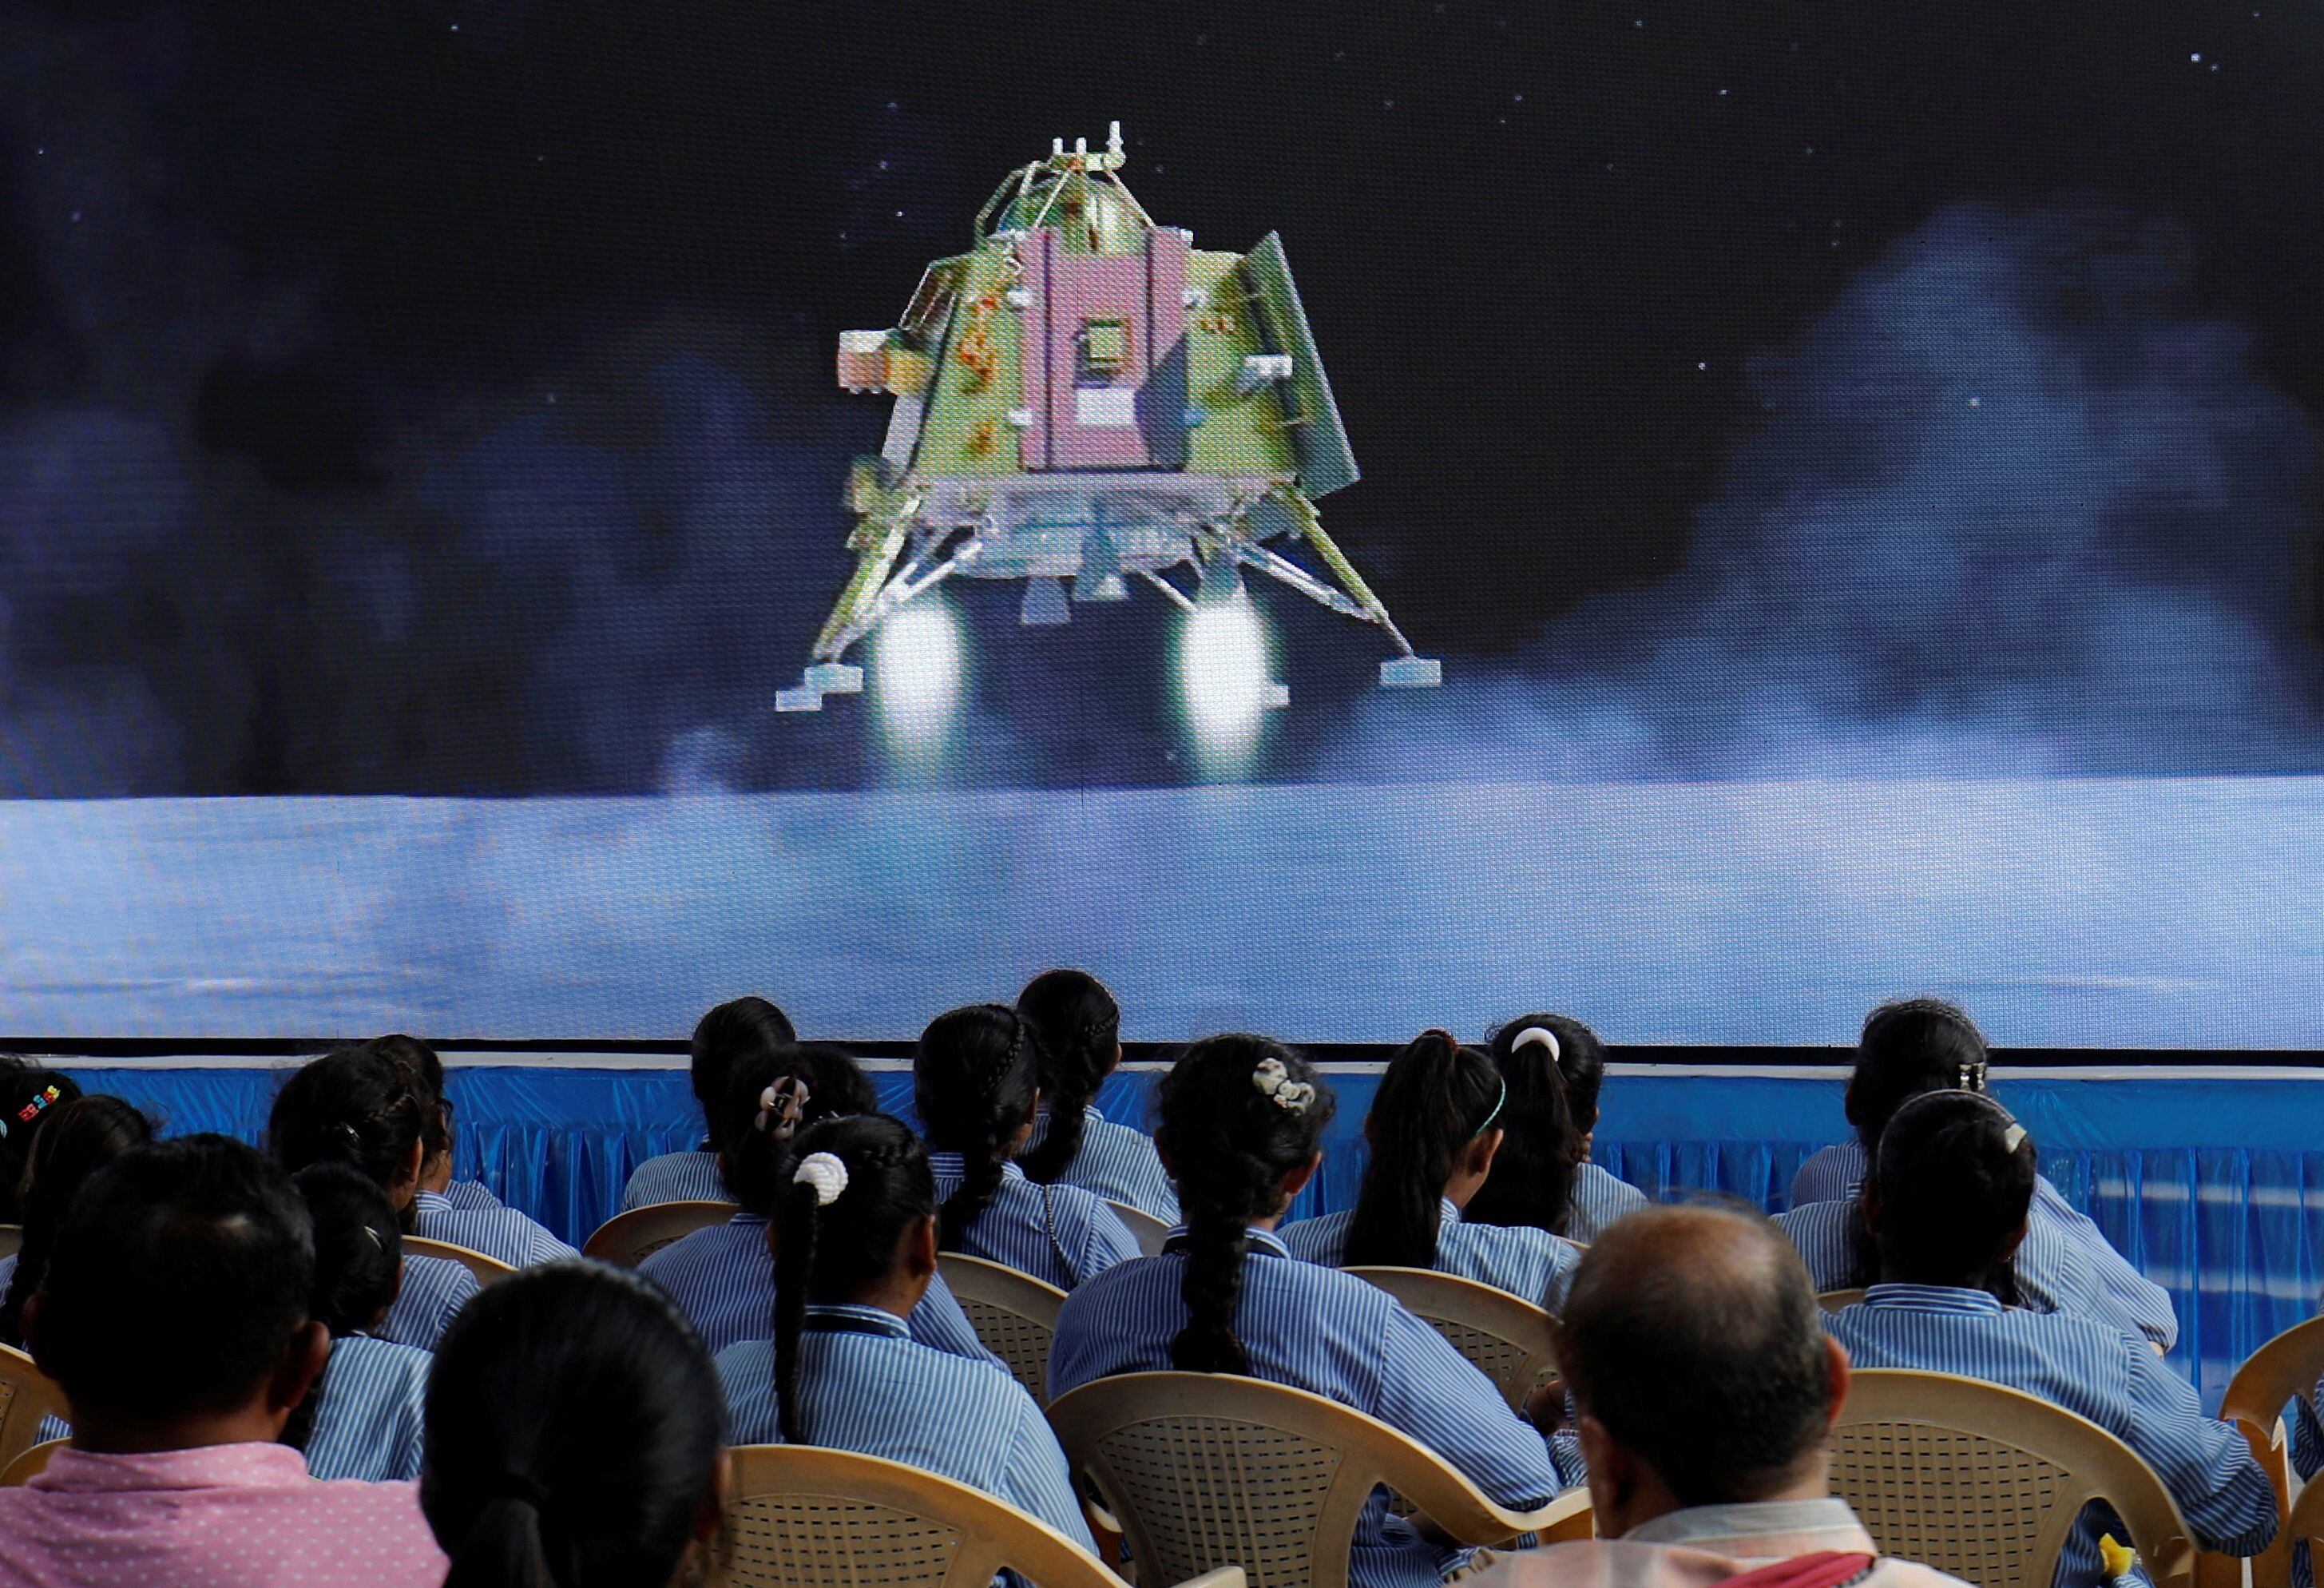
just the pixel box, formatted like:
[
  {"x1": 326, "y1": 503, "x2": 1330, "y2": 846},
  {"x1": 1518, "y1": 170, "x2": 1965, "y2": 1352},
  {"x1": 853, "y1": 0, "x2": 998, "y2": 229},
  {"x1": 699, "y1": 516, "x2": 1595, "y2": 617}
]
[{"x1": 1480, "y1": 1540, "x2": 1974, "y2": 1588}]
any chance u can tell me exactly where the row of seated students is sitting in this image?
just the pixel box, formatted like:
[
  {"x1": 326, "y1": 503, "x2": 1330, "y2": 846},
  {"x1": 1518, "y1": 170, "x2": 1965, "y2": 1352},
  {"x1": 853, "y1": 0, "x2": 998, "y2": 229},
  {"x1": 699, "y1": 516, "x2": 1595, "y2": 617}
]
[{"x1": 0, "y1": 979, "x2": 2291, "y2": 1588}]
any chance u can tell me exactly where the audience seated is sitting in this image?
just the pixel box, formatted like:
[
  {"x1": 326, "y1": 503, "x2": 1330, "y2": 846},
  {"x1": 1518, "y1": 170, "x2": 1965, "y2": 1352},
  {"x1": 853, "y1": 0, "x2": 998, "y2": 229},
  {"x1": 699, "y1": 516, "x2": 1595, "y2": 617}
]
[
  {"x1": 0, "y1": 1096, "x2": 153, "y2": 1350},
  {"x1": 364, "y1": 1034, "x2": 503, "y2": 1213},
  {"x1": 1777, "y1": 999, "x2": 2179, "y2": 1349},
  {"x1": 1016, "y1": 968, "x2": 1180, "y2": 1222},
  {"x1": 270, "y1": 1046, "x2": 485, "y2": 1348},
  {"x1": 915, "y1": 1002, "x2": 1140, "y2": 1289},
  {"x1": 716, "y1": 1112, "x2": 1095, "y2": 1546},
  {"x1": 1467, "y1": 1013, "x2": 1649, "y2": 1243},
  {"x1": 421, "y1": 1261, "x2": 725, "y2": 1588},
  {"x1": 0, "y1": 1135, "x2": 445, "y2": 1588},
  {"x1": 1822, "y1": 1090, "x2": 2274, "y2": 1588},
  {"x1": 0, "y1": 1060, "x2": 82, "y2": 1228},
  {"x1": 622, "y1": 994, "x2": 794, "y2": 1211},
  {"x1": 637, "y1": 1040, "x2": 998, "y2": 1362},
  {"x1": 287, "y1": 1163, "x2": 430, "y2": 1483},
  {"x1": 1483, "y1": 1202, "x2": 1973, "y2": 1588},
  {"x1": 1284, "y1": 1030, "x2": 1580, "y2": 1311},
  {"x1": 1050, "y1": 1034, "x2": 1570, "y2": 1588}
]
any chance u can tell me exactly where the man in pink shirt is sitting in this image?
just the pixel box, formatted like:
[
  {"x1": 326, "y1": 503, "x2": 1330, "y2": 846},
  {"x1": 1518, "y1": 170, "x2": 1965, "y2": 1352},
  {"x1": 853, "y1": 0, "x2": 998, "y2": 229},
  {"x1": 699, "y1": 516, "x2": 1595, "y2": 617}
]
[
  {"x1": 1465, "y1": 1205, "x2": 1971, "y2": 1588},
  {"x1": 0, "y1": 1134, "x2": 446, "y2": 1588}
]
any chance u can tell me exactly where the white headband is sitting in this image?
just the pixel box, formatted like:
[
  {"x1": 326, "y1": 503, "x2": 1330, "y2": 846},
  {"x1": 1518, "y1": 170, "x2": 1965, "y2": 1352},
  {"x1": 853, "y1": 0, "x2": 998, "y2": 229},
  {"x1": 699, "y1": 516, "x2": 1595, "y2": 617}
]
[
  {"x1": 792, "y1": 1151, "x2": 850, "y2": 1207},
  {"x1": 1509, "y1": 1026, "x2": 1561, "y2": 1063}
]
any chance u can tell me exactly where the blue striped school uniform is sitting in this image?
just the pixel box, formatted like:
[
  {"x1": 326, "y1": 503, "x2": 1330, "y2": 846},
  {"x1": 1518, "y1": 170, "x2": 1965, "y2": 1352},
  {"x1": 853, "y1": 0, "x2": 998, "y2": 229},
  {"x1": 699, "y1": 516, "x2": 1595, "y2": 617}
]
[
  {"x1": 1563, "y1": 1162, "x2": 1650, "y2": 1243},
  {"x1": 622, "y1": 1149, "x2": 733, "y2": 1212},
  {"x1": 1779, "y1": 1145, "x2": 2177, "y2": 1350},
  {"x1": 0, "y1": 1253, "x2": 69, "y2": 1447},
  {"x1": 379, "y1": 1251, "x2": 479, "y2": 1350},
  {"x1": 1024, "y1": 1106, "x2": 1179, "y2": 1223},
  {"x1": 716, "y1": 1303, "x2": 1093, "y2": 1549},
  {"x1": 1282, "y1": 1198, "x2": 1582, "y2": 1311},
  {"x1": 637, "y1": 1211, "x2": 1002, "y2": 1366},
  {"x1": 304, "y1": 1333, "x2": 431, "y2": 1482},
  {"x1": 412, "y1": 1189, "x2": 575, "y2": 1268},
  {"x1": 442, "y1": 1179, "x2": 502, "y2": 1211},
  {"x1": 1826, "y1": 1284, "x2": 2274, "y2": 1588},
  {"x1": 927, "y1": 1153, "x2": 1140, "y2": 1291},
  {"x1": 0, "y1": 1253, "x2": 14, "y2": 1296},
  {"x1": 1049, "y1": 1227, "x2": 1570, "y2": 1588}
]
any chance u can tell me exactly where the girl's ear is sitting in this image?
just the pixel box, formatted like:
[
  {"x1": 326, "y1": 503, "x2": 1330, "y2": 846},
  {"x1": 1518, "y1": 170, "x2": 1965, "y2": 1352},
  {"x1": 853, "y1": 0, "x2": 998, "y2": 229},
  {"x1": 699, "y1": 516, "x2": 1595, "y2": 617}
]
[{"x1": 1469, "y1": 1127, "x2": 1505, "y2": 1178}]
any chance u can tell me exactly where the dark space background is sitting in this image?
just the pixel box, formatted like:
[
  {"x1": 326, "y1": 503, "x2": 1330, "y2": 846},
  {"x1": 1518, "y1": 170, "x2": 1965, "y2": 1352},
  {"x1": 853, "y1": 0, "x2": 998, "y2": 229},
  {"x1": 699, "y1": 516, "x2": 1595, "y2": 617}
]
[{"x1": 3, "y1": 0, "x2": 2321, "y2": 794}]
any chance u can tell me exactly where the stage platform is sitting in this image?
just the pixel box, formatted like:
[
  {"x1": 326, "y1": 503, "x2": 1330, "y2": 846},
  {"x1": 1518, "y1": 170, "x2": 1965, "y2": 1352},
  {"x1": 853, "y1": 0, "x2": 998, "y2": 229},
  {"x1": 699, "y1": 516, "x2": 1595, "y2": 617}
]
[{"x1": 37, "y1": 1054, "x2": 2324, "y2": 1410}]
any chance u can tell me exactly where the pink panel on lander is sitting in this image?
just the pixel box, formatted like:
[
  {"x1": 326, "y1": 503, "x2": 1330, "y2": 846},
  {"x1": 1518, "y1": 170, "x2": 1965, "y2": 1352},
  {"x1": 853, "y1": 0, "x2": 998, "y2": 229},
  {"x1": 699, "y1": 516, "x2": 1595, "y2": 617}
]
[{"x1": 1018, "y1": 226, "x2": 1188, "y2": 471}]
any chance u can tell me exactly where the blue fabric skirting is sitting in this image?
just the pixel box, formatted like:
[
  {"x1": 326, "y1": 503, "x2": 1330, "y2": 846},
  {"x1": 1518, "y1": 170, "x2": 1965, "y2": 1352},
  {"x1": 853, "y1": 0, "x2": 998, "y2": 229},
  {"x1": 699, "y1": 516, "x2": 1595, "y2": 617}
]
[{"x1": 56, "y1": 1062, "x2": 2324, "y2": 1410}]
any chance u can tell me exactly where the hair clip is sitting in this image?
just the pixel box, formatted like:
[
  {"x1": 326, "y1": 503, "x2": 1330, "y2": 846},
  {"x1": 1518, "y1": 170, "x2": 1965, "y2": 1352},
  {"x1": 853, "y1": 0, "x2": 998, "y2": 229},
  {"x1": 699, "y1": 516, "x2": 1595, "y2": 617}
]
[
  {"x1": 1251, "y1": 1057, "x2": 1315, "y2": 1114},
  {"x1": 1509, "y1": 1026, "x2": 1561, "y2": 1063},
  {"x1": 1957, "y1": 1062, "x2": 1989, "y2": 1093},
  {"x1": 2001, "y1": 1123, "x2": 2028, "y2": 1153},
  {"x1": 13, "y1": 1084, "x2": 61, "y2": 1128},
  {"x1": 755, "y1": 1075, "x2": 810, "y2": 1139},
  {"x1": 793, "y1": 1151, "x2": 850, "y2": 1207}
]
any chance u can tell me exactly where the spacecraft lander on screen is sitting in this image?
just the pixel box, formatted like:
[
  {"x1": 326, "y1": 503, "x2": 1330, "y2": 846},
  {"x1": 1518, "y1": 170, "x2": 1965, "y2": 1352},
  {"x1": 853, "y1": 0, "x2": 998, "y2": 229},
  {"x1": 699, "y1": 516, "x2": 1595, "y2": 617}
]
[{"x1": 777, "y1": 124, "x2": 1440, "y2": 716}]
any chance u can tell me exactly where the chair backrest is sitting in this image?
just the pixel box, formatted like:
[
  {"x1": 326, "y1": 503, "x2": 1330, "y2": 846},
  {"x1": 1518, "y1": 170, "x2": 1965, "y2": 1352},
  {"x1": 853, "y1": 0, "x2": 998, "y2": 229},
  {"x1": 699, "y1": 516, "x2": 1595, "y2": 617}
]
[
  {"x1": 1818, "y1": 1288, "x2": 1866, "y2": 1313},
  {"x1": 1047, "y1": 1371, "x2": 1585, "y2": 1588},
  {"x1": 936, "y1": 1253, "x2": 1065, "y2": 1404},
  {"x1": 1341, "y1": 1266, "x2": 1557, "y2": 1410},
  {"x1": 1107, "y1": 1202, "x2": 1173, "y2": 1259},
  {"x1": 403, "y1": 1235, "x2": 518, "y2": 1284},
  {"x1": 0, "y1": 1225, "x2": 22, "y2": 1261},
  {"x1": 0, "y1": 1344, "x2": 69, "y2": 1470},
  {"x1": 2284, "y1": 1468, "x2": 2324, "y2": 1566},
  {"x1": 2203, "y1": 1314, "x2": 2324, "y2": 1588},
  {"x1": 720, "y1": 1442, "x2": 1128, "y2": 1588},
  {"x1": 1831, "y1": 1368, "x2": 2196, "y2": 1588},
  {"x1": 0, "y1": 1436, "x2": 64, "y2": 1487},
  {"x1": 581, "y1": 1201, "x2": 736, "y2": 1267}
]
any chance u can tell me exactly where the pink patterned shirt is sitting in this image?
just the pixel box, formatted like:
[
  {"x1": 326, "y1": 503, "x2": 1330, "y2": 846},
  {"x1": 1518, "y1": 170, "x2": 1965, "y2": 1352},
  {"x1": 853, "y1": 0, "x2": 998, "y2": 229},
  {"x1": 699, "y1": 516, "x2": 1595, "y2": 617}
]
[{"x1": 0, "y1": 1441, "x2": 447, "y2": 1588}]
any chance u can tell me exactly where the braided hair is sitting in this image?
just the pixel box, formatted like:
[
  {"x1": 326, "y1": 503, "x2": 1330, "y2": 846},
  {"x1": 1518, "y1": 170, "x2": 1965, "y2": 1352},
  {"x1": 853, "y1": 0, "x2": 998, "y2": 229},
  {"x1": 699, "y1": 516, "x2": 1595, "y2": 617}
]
[
  {"x1": 771, "y1": 1114, "x2": 937, "y2": 1445},
  {"x1": 1014, "y1": 970, "x2": 1121, "y2": 1185},
  {"x1": 717, "y1": 1044, "x2": 877, "y2": 1213},
  {"x1": 363, "y1": 1035, "x2": 453, "y2": 1179},
  {"x1": 0, "y1": 1095, "x2": 153, "y2": 1345},
  {"x1": 1343, "y1": 1031, "x2": 1505, "y2": 1270},
  {"x1": 1867, "y1": 1088, "x2": 2034, "y2": 1301},
  {"x1": 0, "y1": 1060, "x2": 85, "y2": 1224},
  {"x1": 284, "y1": 1162, "x2": 403, "y2": 1452},
  {"x1": 1155, "y1": 1036, "x2": 1335, "y2": 1375},
  {"x1": 1463, "y1": 1014, "x2": 1587, "y2": 1237},
  {"x1": 914, "y1": 1005, "x2": 1041, "y2": 1251},
  {"x1": 268, "y1": 1046, "x2": 436, "y2": 1224}
]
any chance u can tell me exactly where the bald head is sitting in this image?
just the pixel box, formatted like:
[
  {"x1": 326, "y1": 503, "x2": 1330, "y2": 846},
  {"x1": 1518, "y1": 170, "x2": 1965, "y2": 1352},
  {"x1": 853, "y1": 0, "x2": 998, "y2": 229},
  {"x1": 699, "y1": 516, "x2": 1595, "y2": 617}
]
[{"x1": 1558, "y1": 1205, "x2": 1839, "y2": 1510}]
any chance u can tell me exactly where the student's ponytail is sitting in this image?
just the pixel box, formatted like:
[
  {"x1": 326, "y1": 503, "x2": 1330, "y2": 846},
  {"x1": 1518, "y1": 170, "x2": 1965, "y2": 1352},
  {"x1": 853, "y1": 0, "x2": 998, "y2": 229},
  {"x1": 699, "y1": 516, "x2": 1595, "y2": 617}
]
[
  {"x1": 717, "y1": 1044, "x2": 878, "y2": 1215},
  {"x1": 284, "y1": 1162, "x2": 404, "y2": 1453},
  {"x1": 1343, "y1": 1031, "x2": 1505, "y2": 1270},
  {"x1": 1465, "y1": 1015, "x2": 1586, "y2": 1236},
  {"x1": 767, "y1": 1114, "x2": 938, "y2": 1444},
  {"x1": 1014, "y1": 971, "x2": 1121, "y2": 1185},
  {"x1": 914, "y1": 1005, "x2": 1040, "y2": 1249},
  {"x1": 0, "y1": 1096, "x2": 153, "y2": 1345},
  {"x1": 1155, "y1": 1036, "x2": 1335, "y2": 1375},
  {"x1": 442, "y1": 1493, "x2": 559, "y2": 1588}
]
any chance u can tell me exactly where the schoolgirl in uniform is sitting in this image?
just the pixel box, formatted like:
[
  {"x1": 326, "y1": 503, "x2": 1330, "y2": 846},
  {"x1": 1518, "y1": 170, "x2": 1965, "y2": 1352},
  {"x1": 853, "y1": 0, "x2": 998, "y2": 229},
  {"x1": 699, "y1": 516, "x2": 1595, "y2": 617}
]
[
  {"x1": 1283, "y1": 1030, "x2": 1580, "y2": 1311},
  {"x1": 1, "y1": 1096, "x2": 153, "y2": 1347},
  {"x1": 1014, "y1": 970, "x2": 1177, "y2": 1222},
  {"x1": 1466, "y1": 1013, "x2": 1648, "y2": 1243},
  {"x1": 621, "y1": 996, "x2": 793, "y2": 1210},
  {"x1": 287, "y1": 1163, "x2": 431, "y2": 1482},
  {"x1": 914, "y1": 1003, "x2": 1140, "y2": 1289},
  {"x1": 366, "y1": 1034, "x2": 502, "y2": 1213},
  {"x1": 714, "y1": 1113, "x2": 1093, "y2": 1548}
]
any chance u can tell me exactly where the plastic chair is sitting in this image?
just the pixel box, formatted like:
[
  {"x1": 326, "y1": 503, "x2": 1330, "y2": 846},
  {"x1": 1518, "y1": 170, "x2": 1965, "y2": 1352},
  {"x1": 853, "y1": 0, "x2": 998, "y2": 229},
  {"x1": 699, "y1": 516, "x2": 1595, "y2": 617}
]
[
  {"x1": 1342, "y1": 1266, "x2": 1559, "y2": 1410},
  {"x1": 1818, "y1": 1288, "x2": 1866, "y2": 1313},
  {"x1": 1048, "y1": 1370, "x2": 1591, "y2": 1588},
  {"x1": 936, "y1": 1253, "x2": 1065, "y2": 1404},
  {"x1": 0, "y1": 1436, "x2": 64, "y2": 1487},
  {"x1": 1107, "y1": 1201, "x2": 1173, "y2": 1259},
  {"x1": 2198, "y1": 1315, "x2": 2324, "y2": 1588},
  {"x1": 1830, "y1": 1368, "x2": 2198, "y2": 1588},
  {"x1": 0, "y1": 1345, "x2": 69, "y2": 1471},
  {"x1": 720, "y1": 1442, "x2": 1246, "y2": 1588},
  {"x1": 581, "y1": 1201, "x2": 735, "y2": 1267},
  {"x1": 403, "y1": 1235, "x2": 518, "y2": 1285},
  {"x1": 0, "y1": 1225, "x2": 21, "y2": 1261},
  {"x1": 2284, "y1": 1471, "x2": 2324, "y2": 1566}
]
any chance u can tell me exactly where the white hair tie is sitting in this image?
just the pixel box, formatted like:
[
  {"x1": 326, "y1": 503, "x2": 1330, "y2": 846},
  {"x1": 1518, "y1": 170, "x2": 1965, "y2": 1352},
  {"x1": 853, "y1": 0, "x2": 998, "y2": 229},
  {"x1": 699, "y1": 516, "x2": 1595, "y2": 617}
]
[
  {"x1": 793, "y1": 1151, "x2": 850, "y2": 1207},
  {"x1": 1251, "y1": 1057, "x2": 1315, "y2": 1114},
  {"x1": 1510, "y1": 1026, "x2": 1561, "y2": 1063},
  {"x1": 2001, "y1": 1124, "x2": 2028, "y2": 1153}
]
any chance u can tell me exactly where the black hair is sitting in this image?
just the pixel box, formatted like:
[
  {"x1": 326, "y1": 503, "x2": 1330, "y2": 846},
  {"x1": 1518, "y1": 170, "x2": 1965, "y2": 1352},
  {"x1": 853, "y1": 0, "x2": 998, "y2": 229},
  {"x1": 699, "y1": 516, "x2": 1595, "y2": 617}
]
[
  {"x1": 1869, "y1": 1090, "x2": 2036, "y2": 1299},
  {"x1": 268, "y1": 1046, "x2": 434, "y2": 1225},
  {"x1": 1463, "y1": 1015, "x2": 1587, "y2": 1237},
  {"x1": 914, "y1": 1004, "x2": 1041, "y2": 1251},
  {"x1": 1557, "y1": 1205, "x2": 1836, "y2": 1507},
  {"x1": 1342, "y1": 1031, "x2": 1507, "y2": 1271},
  {"x1": 717, "y1": 1042, "x2": 877, "y2": 1213},
  {"x1": 34, "y1": 1135, "x2": 315, "y2": 1420},
  {"x1": 689, "y1": 996, "x2": 797, "y2": 1125},
  {"x1": 1845, "y1": 998, "x2": 1991, "y2": 1153},
  {"x1": 1153, "y1": 1035, "x2": 1336, "y2": 1375},
  {"x1": 422, "y1": 1262, "x2": 724, "y2": 1588},
  {"x1": 0, "y1": 1059, "x2": 85, "y2": 1224},
  {"x1": 365, "y1": 1034, "x2": 452, "y2": 1168},
  {"x1": 284, "y1": 1162, "x2": 406, "y2": 1451},
  {"x1": 1014, "y1": 970, "x2": 1121, "y2": 1185},
  {"x1": 0, "y1": 1095, "x2": 155, "y2": 1345},
  {"x1": 771, "y1": 1114, "x2": 938, "y2": 1445}
]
